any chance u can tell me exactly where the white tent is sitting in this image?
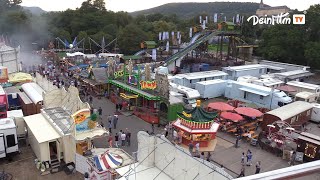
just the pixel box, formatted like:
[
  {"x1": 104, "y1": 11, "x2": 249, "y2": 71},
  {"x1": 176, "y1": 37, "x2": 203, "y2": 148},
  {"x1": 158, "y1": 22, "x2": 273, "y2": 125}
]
[
  {"x1": 66, "y1": 52, "x2": 85, "y2": 57},
  {"x1": 21, "y1": 82, "x2": 45, "y2": 104}
]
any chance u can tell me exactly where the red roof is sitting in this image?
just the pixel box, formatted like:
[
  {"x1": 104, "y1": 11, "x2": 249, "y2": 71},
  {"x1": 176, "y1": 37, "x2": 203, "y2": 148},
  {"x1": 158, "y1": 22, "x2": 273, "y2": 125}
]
[
  {"x1": 207, "y1": 102, "x2": 235, "y2": 111},
  {"x1": 234, "y1": 107, "x2": 263, "y2": 118},
  {"x1": 220, "y1": 112, "x2": 244, "y2": 122}
]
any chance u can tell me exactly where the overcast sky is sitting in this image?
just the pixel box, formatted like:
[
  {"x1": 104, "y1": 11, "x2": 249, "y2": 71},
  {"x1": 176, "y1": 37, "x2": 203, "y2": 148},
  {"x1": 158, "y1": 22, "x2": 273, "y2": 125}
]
[{"x1": 21, "y1": 0, "x2": 319, "y2": 12}]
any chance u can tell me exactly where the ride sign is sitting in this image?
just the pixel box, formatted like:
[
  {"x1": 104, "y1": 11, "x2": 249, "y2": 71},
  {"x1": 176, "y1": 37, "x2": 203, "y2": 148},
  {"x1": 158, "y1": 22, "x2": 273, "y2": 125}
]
[{"x1": 140, "y1": 80, "x2": 157, "y2": 90}]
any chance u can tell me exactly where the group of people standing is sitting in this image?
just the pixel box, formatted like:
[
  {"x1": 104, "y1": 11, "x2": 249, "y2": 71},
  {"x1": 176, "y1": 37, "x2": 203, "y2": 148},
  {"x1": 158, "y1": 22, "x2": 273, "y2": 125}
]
[
  {"x1": 238, "y1": 149, "x2": 261, "y2": 177},
  {"x1": 108, "y1": 129, "x2": 131, "y2": 148}
]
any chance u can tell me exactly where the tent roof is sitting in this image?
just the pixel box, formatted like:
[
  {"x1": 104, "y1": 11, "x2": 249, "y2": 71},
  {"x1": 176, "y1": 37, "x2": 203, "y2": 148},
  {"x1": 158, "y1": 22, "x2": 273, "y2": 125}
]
[
  {"x1": 8, "y1": 72, "x2": 33, "y2": 83},
  {"x1": 91, "y1": 68, "x2": 108, "y2": 83},
  {"x1": 24, "y1": 114, "x2": 61, "y2": 143},
  {"x1": 177, "y1": 105, "x2": 217, "y2": 123},
  {"x1": 123, "y1": 55, "x2": 142, "y2": 60}
]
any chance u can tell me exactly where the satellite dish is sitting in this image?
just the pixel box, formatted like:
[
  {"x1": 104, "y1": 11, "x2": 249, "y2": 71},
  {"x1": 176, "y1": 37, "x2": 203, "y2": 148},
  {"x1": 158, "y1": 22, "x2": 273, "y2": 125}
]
[{"x1": 69, "y1": 44, "x2": 73, "y2": 48}]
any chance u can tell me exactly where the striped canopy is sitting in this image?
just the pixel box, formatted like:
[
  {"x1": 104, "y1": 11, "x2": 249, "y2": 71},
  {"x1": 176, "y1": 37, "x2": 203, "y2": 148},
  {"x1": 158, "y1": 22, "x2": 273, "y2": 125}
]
[{"x1": 93, "y1": 152, "x2": 123, "y2": 171}]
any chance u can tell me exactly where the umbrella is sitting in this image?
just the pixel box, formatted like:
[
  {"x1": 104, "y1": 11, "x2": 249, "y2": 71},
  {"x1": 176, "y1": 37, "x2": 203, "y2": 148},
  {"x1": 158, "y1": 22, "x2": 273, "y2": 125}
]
[
  {"x1": 276, "y1": 85, "x2": 296, "y2": 93},
  {"x1": 207, "y1": 102, "x2": 235, "y2": 111},
  {"x1": 234, "y1": 107, "x2": 263, "y2": 118},
  {"x1": 220, "y1": 112, "x2": 244, "y2": 122}
]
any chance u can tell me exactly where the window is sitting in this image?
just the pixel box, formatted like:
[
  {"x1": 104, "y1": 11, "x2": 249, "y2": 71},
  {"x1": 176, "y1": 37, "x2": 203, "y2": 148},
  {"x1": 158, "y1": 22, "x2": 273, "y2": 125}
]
[
  {"x1": 204, "y1": 78, "x2": 207, "y2": 81},
  {"x1": 6, "y1": 134, "x2": 16, "y2": 147},
  {"x1": 189, "y1": 80, "x2": 192, "y2": 83},
  {"x1": 259, "y1": 69, "x2": 262, "y2": 74},
  {"x1": 260, "y1": 95, "x2": 263, "y2": 100},
  {"x1": 244, "y1": 92, "x2": 247, "y2": 99},
  {"x1": 0, "y1": 105, "x2": 6, "y2": 113}
]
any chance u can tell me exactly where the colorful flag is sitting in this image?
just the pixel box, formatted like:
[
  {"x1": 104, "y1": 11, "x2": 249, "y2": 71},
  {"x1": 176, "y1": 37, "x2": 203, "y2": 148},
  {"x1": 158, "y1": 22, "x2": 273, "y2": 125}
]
[
  {"x1": 214, "y1": 13, "x2": 218, "y2": 23},
  {"x1": 189, "y1": 28, "x2": 192, "y2": 38},
  {"x1": 205, "y1": 16, "x2": 208, "y2": 23},
  {"x1": 241, "y1": 16, "x2": 244, "y2": 24},
  {"x1": 152, "y1": 49, "x2": 157, "y2": 61},
  {"x1": 162, "y1": 32, "x2": 166, "y2": 40},
  {"x1": 224, "y1": 16, "x2": 227, "y2": 22},
  {"x1": 233, "y1": 16, "x2": 235, "y2": 24},
  {"x1": 236, "y1": 14, "x2": 240, "y2": 23},
  {"x1": 159, "y1": 32, "x2": 162, "y2": 41},
  {"x1": 166, "y1": 41, "x2": 169, "y2": 52},
  {"x1": 199, "y1": 16, "x2": 202, "y2": 24}
]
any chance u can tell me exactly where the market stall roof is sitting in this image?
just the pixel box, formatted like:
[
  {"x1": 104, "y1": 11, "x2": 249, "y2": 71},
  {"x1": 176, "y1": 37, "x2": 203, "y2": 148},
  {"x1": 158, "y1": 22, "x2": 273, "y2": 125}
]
[
  {"x1": 220, "y1": 112, "x2": 244, "y2": 122},
  {"x1": 4, "y1": 86, "x2": 20, "y2": 94},
  {"x1": 83, "y1": 78, "x2": 103, "y2": 86},
  {"x1": 109, "y1": 80, "x2": 160, "y2": 100},
  {"x1": 276, "y1": 85, "x2": 297, "y2": 93},
  {"x1": 8, "y1": 72, "x2": 33, "y2": 83},
  {"x1": 91, "y1": 68, "x2": 108, "y2": 83},
  {"x1": 173, "y1": 119, "x2": 219, "y2": 134},
  {"x1": 123, "y1": 55, "x2": 142, "y2": 60},
  {"x1": 234, "y1": 107, "x2": 263, "y2": 118},
  {"x1": 207, "y1": 102, "x2": 234, "y2": 111},
  {"x1": 24, "y1": 114, "x2": 61, "y2": 143},
  {"x1": 21, "y1": 82, "x2": 44, "y2": 104},
  {"x1": 76, "y1": 128, "x2": 108, "y2": 141},
  {"x1": 177, "y1": 101, "x2": 218, "y2": 123}
]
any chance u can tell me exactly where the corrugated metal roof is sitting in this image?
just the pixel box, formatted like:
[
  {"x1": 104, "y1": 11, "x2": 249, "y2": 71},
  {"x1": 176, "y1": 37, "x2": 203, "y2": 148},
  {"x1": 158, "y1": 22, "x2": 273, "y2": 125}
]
[
  {"x1": 265, "y1": 101, "x2": 313, "y2": 120},
  {"x1": 91, "y1": 68, "x2": 108, "y2": 83}
]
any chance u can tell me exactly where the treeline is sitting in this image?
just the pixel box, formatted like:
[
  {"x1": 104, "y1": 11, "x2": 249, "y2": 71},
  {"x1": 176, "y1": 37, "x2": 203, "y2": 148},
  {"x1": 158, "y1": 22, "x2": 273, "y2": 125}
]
[{"x1": 0, "y1": 0, "x2": 320, "y2": 69}]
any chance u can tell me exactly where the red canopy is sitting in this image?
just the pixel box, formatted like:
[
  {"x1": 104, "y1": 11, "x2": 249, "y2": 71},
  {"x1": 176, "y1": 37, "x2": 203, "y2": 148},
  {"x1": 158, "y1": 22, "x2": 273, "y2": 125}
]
[
  {"x1": 234, "y1": 107, "x2": 263, "y2": 118},
  {"x1": 220, "y1": 112, "x2": 244, "y2": 122},
  {"x1": 207, "y1": 102, "x2": 235, "y2": 111},
  {"x1": 276, "y1": 85, "x2": 296, "y2": 93}
]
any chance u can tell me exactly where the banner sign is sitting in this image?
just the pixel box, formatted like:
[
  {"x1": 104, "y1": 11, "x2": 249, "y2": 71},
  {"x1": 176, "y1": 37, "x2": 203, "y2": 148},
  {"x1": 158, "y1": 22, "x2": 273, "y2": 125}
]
[{"x1": 140, "y1": 80, "x2": 157, "y2": 90}]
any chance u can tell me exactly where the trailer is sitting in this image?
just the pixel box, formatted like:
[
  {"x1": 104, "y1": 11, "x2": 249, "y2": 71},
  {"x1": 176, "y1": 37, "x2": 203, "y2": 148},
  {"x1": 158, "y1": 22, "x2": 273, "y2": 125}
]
[
  {"x1": 171, "y1": 70, "x2": 227, "y2": 88},
  {"x1": 286, "y1": 81, "x2": 320, "y2": 95},
  {"x1": 0, "y1": 118, "x2": 19, "y2": 158},
  {"x1": 195, "y1": 79, "x2": 227, "y2": 99},
  {"x1": 7, "y1": 110, "x2": 25, "y2": 141},
  {"x1": 224, "y1": 81, "x2": 292, "y2": 110},
  {"x1": 0, "y1": 85, "x2": 8, "y2": 118},
  {"x1": 311, "y1": 104, "x2": 320, "y2": 123},
  {"x1": 252, "y1": 78, "x2": 284, "y2": 88},
  {"x1": 4, "y1": 86, "x2": 21, "y2": 110},
  {"x1": 170, "y1": 83, "x2": 200, "y2": 108},
  {"x1": 222, "y1": 64, "x2": 267, "y2": 80}
]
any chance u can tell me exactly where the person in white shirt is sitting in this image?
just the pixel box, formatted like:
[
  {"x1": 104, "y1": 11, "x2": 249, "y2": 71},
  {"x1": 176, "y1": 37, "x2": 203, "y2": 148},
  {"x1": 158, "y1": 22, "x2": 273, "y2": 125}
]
[
  {"x1": 121, "y1": 133, "x2": 126, "y2": 146},
  {"x1": 195, "y1": 142, "x2": 200, "y2": 155},
  {"x1": 173, "y1": 130, "x2": 178, "y2": 142}
]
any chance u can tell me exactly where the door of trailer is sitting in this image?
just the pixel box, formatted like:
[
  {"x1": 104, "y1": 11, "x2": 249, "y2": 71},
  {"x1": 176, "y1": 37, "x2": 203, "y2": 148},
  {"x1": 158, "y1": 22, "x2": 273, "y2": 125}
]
[{"x1": 0, "y1": 133, "x2": 6, "y2": 158}]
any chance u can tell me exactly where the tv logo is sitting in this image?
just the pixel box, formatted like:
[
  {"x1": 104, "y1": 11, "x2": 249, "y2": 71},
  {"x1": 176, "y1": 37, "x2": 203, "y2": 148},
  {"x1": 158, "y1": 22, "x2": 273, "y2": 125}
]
[{"x1": 293, "y1": 14, "x2": 305, "y2": 24}]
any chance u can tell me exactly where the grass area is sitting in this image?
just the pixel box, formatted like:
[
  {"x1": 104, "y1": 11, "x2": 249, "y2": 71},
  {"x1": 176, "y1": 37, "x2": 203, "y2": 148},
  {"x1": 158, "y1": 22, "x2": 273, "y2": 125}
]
[{"x1": 208, "y1": 44, "x2": 228, "y2": 52}]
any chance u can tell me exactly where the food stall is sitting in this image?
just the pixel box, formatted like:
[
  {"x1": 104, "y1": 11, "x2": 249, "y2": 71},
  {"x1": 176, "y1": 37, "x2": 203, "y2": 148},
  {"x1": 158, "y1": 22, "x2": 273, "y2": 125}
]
[
  {"x1": 296, "y1": 132, "x2": 320, "y2": 162},
  {"x1": 173, "y1": 100, "x2": 219, "y2": 148}
]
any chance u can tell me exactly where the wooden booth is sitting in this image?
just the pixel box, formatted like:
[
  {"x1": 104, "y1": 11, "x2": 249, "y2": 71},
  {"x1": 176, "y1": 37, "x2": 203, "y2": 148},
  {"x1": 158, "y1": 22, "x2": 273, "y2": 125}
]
[
  {"x1": 173, "y1": 100, "x2": 219, "y2": 148},
  {"x1": 296, "y1": 132, "x2": 320, "y2": 162}
]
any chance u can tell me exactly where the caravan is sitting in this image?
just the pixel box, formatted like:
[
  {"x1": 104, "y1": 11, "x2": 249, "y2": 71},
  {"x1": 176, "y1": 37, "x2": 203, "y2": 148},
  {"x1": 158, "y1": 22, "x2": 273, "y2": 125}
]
[
  {"x1": 0, "y1": 118, "x2": 19, "y2": 158},
  {"x1": 286, "y1": 81, "x2": 320, "y2": 95},
  {"x1": 224, "y1": 81, "x2": 292, "y2": 110},
  {"x1": 170, "y1": 83, "x2": 200, "y2": 108}
]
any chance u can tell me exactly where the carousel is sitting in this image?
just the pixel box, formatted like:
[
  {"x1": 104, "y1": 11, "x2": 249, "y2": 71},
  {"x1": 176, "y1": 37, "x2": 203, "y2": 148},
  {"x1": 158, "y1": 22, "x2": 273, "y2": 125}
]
[{"x1": 173, "y1": 100, "x2": 219, "y2": 149}]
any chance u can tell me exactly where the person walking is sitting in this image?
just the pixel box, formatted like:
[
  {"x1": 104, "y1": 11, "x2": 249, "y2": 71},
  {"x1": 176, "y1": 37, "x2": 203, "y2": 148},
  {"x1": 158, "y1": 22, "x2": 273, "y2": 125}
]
[
  {"x1": 98, "y1": 107, "x2": 102, "y2": 117},
  {"x1": 200, "y1": 152, "x2": 205, "y2": 161},
  {"x1": 289, "y1": 150, "x2": 296, "y2": 166},
  {"x1": 151, "y1": 121, "x2": 155, "y2": 135},
  {"x1": 126, "y1": 129, "x2": 131, "y2": 146},
  {"x1": 255, "y1": 161, "x2": 261, "y2": 174},
  {"x1": 108, "y1": 120, "x2": 112, "y2": 134},
  {"x1": 114, "y1": 134, "x2": 119, "y2": 148},
  {"x1": 113, "y1": 115, "x2": 118, "y2": 129},
  {"x1": 188, "y1": 141, "x2": 194, "y2": 155},
  {"x1": 173, "y1": 130, "x2": 178, "y2": 143},
  {"x1": 89, "y1": 96, "x2": 93, "y2": 104},
  {"x1": 246, "y1": 150, "x2": 252, "y2": 166},
  {"x1": 164, "y1": 127, "x2": 168, "y2": 137},
  {"x1": 235, "y1": 135, "x2": 240, "y2": 148},
  {"x1": 108, "y1": 136, "x2": 113, "y2": 148},
  {"x1": 206, "y1": 152, "x2": 212, "y2": 162},
  {"x1": 195, "y1": 142, "x2": 200, "y2": 156},
  {"x1": 241, "y1": 152, "x2": 245, "y2": 165},
  {"x1": 237, "y1": 165, "x2": 245, "y2": 177},
  {"x1": 121, "y1": 132, "x2": 126, "y2": 146}
]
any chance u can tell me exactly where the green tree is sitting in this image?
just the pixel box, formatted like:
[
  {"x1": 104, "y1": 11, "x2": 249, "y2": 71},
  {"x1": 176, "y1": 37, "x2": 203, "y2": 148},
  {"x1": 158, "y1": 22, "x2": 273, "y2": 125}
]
[
  {"x1": 305, "y1": 42, "x2": 320, "y2": 67},
  {"x1": 118, "y1": 24, "x2": 148, "y2": 54}
]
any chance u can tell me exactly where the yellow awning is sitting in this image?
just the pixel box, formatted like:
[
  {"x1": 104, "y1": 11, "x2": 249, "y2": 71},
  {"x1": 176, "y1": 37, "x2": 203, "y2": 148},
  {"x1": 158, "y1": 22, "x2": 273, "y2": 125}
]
[
  {"x1": 8, "y1": 72, "x2": 33, "y2": 83},
  {"x1": 120, "y1": 93, "x2": 138, "y2": 99}
]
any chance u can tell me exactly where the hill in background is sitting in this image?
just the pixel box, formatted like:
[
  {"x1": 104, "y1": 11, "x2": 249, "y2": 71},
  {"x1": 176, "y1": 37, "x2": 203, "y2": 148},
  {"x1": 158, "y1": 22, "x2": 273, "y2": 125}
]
[
  {"x1": 23, "y1": 6, "x2": 46, "y2": 15},
  {"x1": 131, "y1": 2, "x2": 263, "y2": 19}
]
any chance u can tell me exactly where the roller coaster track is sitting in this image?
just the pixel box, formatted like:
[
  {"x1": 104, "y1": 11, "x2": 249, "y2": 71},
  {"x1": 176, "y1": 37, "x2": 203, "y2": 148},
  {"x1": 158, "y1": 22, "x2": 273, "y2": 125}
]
[{"x1": 163, "y1": 31, "x2": 222, "y2": 67}]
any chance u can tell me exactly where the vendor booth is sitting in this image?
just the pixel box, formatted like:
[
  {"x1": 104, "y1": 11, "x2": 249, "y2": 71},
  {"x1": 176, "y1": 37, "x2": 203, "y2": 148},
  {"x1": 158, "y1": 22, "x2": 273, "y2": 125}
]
[
  {"x1": 173, "y1": 100, "x2": 219, "y2": 148},
  {"x1": 21, "y1": 82, "x2": 45, "y2": 114},
  {"x1": 109, "y1": 80, "x2": 160, "y2": 123},
  {"x1": 296, "y1": 132, "x2": 320, "y2": 162}
]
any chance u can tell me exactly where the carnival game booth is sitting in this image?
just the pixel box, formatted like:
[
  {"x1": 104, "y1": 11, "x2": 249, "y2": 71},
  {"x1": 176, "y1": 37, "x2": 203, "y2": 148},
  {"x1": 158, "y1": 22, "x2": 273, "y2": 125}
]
[
  {"x1": 173, "y1": 100, "x2": 219, "y2": 149},
  {"x1": 21, "y1": 82, "x2": 45, "y2": 114},
  {"x1": 109, "y1": 80, "x2": 161, "y2": 123},
  {"x1": 82, "y1": 68, "x2": 108, "y2": 97},
  {"x1": 296, "y1": 132, "x2": 320, "y2": 162}
]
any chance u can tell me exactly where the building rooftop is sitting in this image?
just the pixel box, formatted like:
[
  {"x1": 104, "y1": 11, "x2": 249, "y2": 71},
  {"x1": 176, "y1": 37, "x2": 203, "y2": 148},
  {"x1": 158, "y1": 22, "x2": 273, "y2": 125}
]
[
  {"x1": 275, "y1": 70, "x2": 313, "y2": 77},
  {"x1": 223, "y1": 64, "x2": 267, "y2": 71},
  {"x1": 174, "y1": 70, "x2": 227, "y2": 80},
  {"x1": 265, "y1": 101, "x2": 313, "y2": 121},
  {"x1": 287, "y1": 81, "x2": 320, "y2": 90},
  {"x1": 196, "y1": 79, "x2": 226, "y2": 85},
  {"x1": 253, "y1": 78, "x2": 284, "y2": 87},
  {"x1": 42, "y1": 107, "x2": 72, "y2": 135}
]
